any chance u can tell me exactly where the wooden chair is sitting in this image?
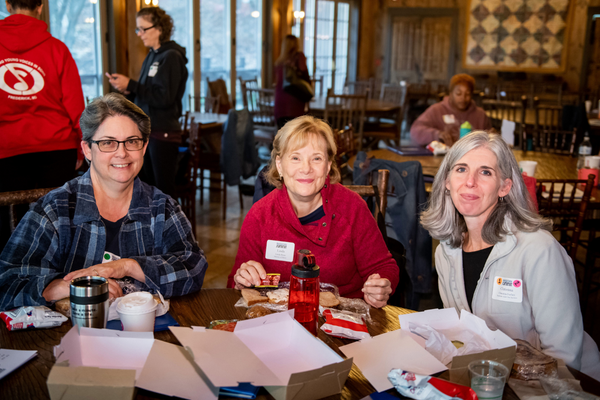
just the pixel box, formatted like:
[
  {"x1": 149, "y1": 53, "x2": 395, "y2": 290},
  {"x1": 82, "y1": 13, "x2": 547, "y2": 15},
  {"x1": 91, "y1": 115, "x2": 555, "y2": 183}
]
[
  {"x1": 344, "y1": 78, "x2": 374, "y2": 98},
  {"x1": 245, "y1": 87, "x2": 277, "y2": 144},
  {"x1": 179, "y1": 111, "x2": 190, "y2": 138},
  {"x1": 311, "y1": 76, "x2": 325, "y2": 97},
  {"x1": 360, "y1": 84, "x2": 407, "y2": 149},
  {"x1": 206, "y1": 77, "x2": 232, "y2": 114},
  {"x1": 335, "y1": 126, "x2": 357, "y2": 178},
  {"x1": 482, "y1": 97, "x2": 527, "y2": 148},
  {"x1": 188, "y1": 95, "x2": 220, "y2": 113},
  {"x1": 528, "y1": 99, "x2": 577, "y2": 155},
  {"x1": 344, "y1": 169, "x2": 389, "y2": 218},
  {"x1": 324, "y1": 89, "x2": 367, "y2": 150},
  {"x1": 174, "y1": 118, "x2": 199, "y2": 232},
  {"x1": 0, "y1": 187, "x2": 55, "y2": 233},
  {"x1": 239, "y1": 77, "x2": 259, "y2": 108},
  {"x1": 535, "y1": 174, "x2": 595, "y2": 261}
]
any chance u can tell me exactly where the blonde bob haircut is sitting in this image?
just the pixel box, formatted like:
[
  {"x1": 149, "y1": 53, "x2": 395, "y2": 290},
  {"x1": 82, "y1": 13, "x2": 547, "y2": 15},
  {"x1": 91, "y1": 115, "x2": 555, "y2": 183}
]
[{"x1": 266, "y1": 115, "x2": 341, "y2": 189}]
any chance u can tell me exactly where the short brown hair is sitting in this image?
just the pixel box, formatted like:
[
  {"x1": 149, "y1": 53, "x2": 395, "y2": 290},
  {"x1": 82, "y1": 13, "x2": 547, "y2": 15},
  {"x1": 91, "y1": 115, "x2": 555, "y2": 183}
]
[
  {"x1": 449, "y1": 74, "x2": 475, "y2": 93},
  {"x1": 7, "y1": 0, "x2": 41, "y2": 11},
  {"x1": 266, "y1": 116, "x2": 340, "y2": 189},
  {"x1": 137, "y1": 7, "x2": 174, "y2": 43}
]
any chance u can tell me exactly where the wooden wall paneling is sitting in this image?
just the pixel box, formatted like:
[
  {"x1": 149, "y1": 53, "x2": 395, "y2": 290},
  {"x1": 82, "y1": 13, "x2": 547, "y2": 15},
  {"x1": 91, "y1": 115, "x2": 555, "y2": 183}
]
[{"x1": 127, "y1": 0, "x2": 145, "y2": 81}]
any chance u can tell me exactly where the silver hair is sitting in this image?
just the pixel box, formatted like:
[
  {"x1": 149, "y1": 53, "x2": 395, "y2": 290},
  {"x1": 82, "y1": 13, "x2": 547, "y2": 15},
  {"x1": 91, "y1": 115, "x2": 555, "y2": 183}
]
[
  {"x1": 420, "y1": 130, "x2": 551, "y2": 248},
  {"x1": 80, "y1": 93, "x2": 151, "y2": 142}
]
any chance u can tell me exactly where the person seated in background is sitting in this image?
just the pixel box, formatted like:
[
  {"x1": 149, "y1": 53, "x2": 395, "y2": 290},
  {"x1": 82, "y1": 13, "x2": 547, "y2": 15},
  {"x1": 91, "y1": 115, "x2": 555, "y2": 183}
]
[
  {"x1": 410, "y1": 74, "x2": 491, "y2": 147},
  {"x1": 0, "y1": 93, "x2": 207, "y2": 311},
  {"x1": 420, "y1": 131, "x2": 600, "y2": 378},
  {"x1": 228, "y1": 116, "x2": 399, "y2": 308}
]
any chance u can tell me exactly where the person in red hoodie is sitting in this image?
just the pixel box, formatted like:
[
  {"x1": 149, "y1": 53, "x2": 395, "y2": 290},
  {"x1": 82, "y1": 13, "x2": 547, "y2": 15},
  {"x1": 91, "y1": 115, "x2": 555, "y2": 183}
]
[
  {"x1": 410, "y1": 74, "x2": 491, "y2": 147},
  {"x1": 0, "y1": 0, "x2": 85, "y2": 251},
  {"x1": 228, "y1": 116, "x2": 399, "y2": 308}
]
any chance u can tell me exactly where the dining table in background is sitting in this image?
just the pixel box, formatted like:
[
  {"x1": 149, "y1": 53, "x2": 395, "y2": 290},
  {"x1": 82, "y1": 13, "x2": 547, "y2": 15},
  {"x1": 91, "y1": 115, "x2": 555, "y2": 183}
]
[
  {"x1": 2, "y1": 288, "x2": 600, "y2": 400},
  {"x1": 188, "y1": 111, "x2": 229, "y2": 154},
  {"x1": 308, "y1": 95, "x2": 401, "y2": 118}
]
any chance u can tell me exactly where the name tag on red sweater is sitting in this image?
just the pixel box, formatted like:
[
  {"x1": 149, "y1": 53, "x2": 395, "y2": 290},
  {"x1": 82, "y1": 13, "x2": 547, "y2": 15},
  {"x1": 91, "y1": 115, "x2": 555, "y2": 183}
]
[
  {"x1": 492, "y1": 276, "x2": 523, "y2": 303},
  {"x1": 265, "y1": 240, "x2": 295, "y2": 262}
]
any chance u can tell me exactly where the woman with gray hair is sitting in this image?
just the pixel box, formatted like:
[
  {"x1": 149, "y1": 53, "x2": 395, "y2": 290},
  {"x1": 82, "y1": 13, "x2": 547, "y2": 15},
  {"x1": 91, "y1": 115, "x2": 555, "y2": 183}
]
[
  {"x1": 421, "y1": 130, "x2": 599, "y2": 375},
  {"x1": 0, "y1": 93, "x2": 207, "y2": 311}
]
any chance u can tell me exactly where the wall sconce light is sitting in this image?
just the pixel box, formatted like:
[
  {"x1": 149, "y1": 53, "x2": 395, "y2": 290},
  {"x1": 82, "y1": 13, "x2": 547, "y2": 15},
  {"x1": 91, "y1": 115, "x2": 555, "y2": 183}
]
[
  {"x1": 143, "y1": 0, "x2": 158, "y2": 6},
  {"x1": 251, "y1": 11, "x2": 260, "y2": 18},
  {"x1": 293, "y1": 10, "x2": 305, "y2": 25}
]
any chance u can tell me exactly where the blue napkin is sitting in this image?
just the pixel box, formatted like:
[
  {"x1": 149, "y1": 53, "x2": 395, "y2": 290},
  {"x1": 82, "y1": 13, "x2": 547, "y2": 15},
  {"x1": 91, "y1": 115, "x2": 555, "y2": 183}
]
[
  {"x1": 219, "y1": 383, "x2": 260, "y2": 399},
  {"x1": 106, "y1": 312, "x2": 179, "y2": 332}
]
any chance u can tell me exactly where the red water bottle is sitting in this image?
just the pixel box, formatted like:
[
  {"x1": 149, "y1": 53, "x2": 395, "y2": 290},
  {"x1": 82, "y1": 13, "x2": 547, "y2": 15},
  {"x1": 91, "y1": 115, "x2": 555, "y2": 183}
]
[{"x1": 288, "y1": 249, "x2": 320, "y2": 336}]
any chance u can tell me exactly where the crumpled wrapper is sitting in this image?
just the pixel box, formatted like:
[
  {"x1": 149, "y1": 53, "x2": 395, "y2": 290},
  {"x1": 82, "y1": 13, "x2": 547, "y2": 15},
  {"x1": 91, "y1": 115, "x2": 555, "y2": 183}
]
[
  {"x1": 408, "y1": 322, "x2": 493, "y2": 365},
  {"x1": 427, "y1": 140, "x2": 448, "y2": 155}
]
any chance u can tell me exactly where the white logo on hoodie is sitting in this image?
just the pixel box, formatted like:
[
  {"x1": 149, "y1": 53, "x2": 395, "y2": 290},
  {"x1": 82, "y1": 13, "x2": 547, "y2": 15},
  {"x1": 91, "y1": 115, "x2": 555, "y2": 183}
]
[{"x1": 0, "y1": 60, "x2": 45, "y2": 96}]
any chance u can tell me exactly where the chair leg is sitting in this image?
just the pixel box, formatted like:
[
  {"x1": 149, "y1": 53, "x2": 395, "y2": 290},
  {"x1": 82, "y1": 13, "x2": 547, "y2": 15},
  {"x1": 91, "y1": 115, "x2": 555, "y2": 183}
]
[
  {"x1": 222, "y1": 177, "x2": 227, "y2": 220},
  {"x1": 200, "y1": 169, "x2": 204, "y2": 205},
  {"x1": 238, "y1": 185, "x2": 244, "y2": 212},
  {"x1": 581, "y1": 245, "x2": 597, "y2": 316}
]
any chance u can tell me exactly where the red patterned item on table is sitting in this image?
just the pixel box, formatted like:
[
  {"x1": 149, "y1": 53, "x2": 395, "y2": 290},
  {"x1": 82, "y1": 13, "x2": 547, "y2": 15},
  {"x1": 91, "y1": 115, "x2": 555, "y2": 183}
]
[
  {"x1": 388, "y1": 369, "x2": 477, "y2": 400},
  {"x1": 208, "y1": 320, "x2": 238, "y2": 332},
  {"x1": 256, "y1": 273, "x2": 281, "y2": 288},
  {"x1": 320, "y1": 308, "x2": 370, "y2": 340},
  {"x1": 0, "y1": 306, "x2": 68, "y2": 331}
]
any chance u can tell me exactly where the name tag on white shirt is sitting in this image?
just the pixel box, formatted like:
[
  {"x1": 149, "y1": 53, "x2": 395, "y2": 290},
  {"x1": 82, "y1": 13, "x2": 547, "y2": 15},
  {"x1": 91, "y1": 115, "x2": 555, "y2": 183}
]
[
  {"x1": 148, "y1": 62, "x2": 159, "y2": 77},
  {"x1": 265, "y1": 240, "x2": 295, "y2": 262},
  {"x1": 492, "y1": 276, "x2": 523, "y2": 303},
  {"x1": 443, "y1": 114, "x2": 456, "y2": 124}
]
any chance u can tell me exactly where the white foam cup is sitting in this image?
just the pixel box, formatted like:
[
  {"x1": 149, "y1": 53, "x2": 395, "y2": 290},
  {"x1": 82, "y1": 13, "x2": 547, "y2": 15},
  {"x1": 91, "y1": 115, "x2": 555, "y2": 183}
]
[
  {"x1": 518, "y1": 160, "x2": 537, "y2": 177},
  {"x1": 117, "y1": 292, "x2": 158, "y2": 332},
  {"x1": 585, "y1": 156, "x2": 600, "y2": 169}
]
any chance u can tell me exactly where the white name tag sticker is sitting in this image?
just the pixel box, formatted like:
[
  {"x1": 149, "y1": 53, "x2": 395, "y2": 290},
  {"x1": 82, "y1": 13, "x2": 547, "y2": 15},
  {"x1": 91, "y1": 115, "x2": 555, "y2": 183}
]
[
  {"x1": 265, "y1": 240, "x2": 295, "y2": 262},
  {"x1": 148, "y1": 63, "x2": 159, "y2": 77},
  {"x1": 443, "y1": 114, "x2": 456, "y2": 124},
  {"x1": 492, "y1": 276, "x2": 523, "y2": 303}
]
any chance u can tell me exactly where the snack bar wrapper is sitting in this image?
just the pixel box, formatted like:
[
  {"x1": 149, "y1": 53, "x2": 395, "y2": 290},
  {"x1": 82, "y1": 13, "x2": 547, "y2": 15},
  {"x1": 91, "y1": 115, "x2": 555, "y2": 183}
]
[
  {"x1": 1, "y1": 306, "x2": 67, "y2": 331},
  {"x1": 388, "y1": 369, "x2": 477, "y2": 400},
  {"x1": 427, "y1": 141, "x2": 448, "y2": 155}
]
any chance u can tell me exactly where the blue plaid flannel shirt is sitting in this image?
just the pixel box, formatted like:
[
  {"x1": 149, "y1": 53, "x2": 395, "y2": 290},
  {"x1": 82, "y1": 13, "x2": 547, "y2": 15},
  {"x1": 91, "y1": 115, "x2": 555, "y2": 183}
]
[{"x1": 0, "y1": 171, "x2": 207, "y2": 311}]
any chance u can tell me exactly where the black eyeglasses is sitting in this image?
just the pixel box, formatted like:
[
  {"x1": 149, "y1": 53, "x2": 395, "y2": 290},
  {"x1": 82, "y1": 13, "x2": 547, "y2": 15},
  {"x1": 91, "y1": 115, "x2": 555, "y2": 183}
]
[
  {"x1": 135, "y1": 24, "x2": 156, "y2": 34},
  {"x1": 90, "y1": 138, "x2": 146, "y2": 152}
]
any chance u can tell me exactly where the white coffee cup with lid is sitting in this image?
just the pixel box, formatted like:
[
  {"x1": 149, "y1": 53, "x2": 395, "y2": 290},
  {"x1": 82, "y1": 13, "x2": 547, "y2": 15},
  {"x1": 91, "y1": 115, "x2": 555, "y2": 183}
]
[{"x1": 117, "y1": 292, "x2": 158, "y2": 332}]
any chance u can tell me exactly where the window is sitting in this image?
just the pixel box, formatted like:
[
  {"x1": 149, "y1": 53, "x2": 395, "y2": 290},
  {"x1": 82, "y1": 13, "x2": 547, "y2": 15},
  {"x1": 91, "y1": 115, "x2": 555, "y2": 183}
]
[
  {"x1": 235, "y1": 0, "x2": 262, "y2": 107},
  {"x1": 0, "y1": 3, "x2": 9, "y2": 19},
  {"x1": 200, "y1": 0, "x2": 231, "y2": 100},
  {"x1": 48, "y1": 0, "x2": 105, "y2": 101},
  {"x1": 300, "y1": 0, "x2": 353, "y2": 94}
]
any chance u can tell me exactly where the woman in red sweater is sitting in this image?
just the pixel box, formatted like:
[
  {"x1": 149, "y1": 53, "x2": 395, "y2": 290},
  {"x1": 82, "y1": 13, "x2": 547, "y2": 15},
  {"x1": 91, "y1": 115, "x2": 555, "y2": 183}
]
[{"x1": 228, "y1": 116, "x2": 399, "y2": 308}]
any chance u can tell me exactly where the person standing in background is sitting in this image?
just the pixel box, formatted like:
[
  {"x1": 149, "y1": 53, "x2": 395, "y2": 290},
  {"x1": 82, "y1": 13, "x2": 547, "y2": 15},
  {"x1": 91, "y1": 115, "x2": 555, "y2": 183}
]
[
  {"x1": 106, "y1": 7, "x2": 188, "y2": 198},
  {"x1": 274, "y1": 34, "x2": 310, "y2": 129},
  {"x1": 0, "y1": 0, "x2": 85, "y2": 252}
]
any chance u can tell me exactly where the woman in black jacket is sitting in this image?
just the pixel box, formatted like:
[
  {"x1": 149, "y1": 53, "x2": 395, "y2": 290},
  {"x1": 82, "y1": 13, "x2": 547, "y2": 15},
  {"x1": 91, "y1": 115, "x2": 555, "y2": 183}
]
[{"x1": 106, "y1": 7, "x2": 188, "y2": 197}]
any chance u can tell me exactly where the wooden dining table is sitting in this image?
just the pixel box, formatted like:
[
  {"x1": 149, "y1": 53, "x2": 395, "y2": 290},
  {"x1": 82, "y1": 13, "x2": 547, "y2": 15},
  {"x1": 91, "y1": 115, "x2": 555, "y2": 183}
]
[
  {"x1": 2, "y1": 288, "x2": 600, "y2": 399},
  {"x1": 308, "y1": 95, "x2": 401, "y2": 117},
  {"x1": 351, "y1": 149, "x2": 581, "y2": 181}
]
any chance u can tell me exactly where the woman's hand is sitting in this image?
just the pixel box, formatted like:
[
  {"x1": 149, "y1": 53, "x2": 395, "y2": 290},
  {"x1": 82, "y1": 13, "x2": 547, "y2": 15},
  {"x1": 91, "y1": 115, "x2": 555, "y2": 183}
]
[
  {"x1": 362, "y1": 273, "x2": 392, "y2": 308},
  {"x1": 42, "y1": 279, "x2": 70, "y2": 302},
  {"x1": 105, "y1": 72, "x2": 131, "y2": 93},
  {"x1": 233, "y1": 260, "x2": 266, "y2": 289},
  {"x1": 63, "y1": 259, "x2": 145, "y2": 298}
]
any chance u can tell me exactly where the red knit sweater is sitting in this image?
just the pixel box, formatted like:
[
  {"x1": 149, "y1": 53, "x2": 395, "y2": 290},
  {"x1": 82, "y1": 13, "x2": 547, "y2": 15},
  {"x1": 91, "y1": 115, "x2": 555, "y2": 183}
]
[{"x1": 228, "y1": 179, "x2": 400, "y2": 298}]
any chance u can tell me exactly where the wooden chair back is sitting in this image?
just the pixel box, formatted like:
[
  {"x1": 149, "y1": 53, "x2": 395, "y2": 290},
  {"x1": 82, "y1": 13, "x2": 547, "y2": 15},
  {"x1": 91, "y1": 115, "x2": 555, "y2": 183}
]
[
  {"x1": 380, "y1": 83, "x2": 408, "y2": 107},
  {"x1": 0, "y1": 187, "x2": 55, "y2": 233},
  {"x1": 529, "y1": 98, "x2": 576, "y2": 155},
  {"x1": 311, "y1": 76, "x2": 325, "y2": 97},
  {"x1": 334, "y1": 126, "x2": 357, "y2": 176},
  {"x1": 344, "y1": 169, "x2": 390, "y2": 218},
  {"x1": 324, "y1": 89, "x2": 367, "y2": 150},
  {"x1": 535, "y1": 174, "x2": 595, "y2": 260},
  {"x1": 206, "y1": 78, "x2": 232, "y2": 114},
  {"x1": 179, "y1": 111, "x2": 190, "y2": 137},
  {"x1": 482, "y1": 97, "x2": 527, "y2": 148},
  {"x1": 344, "y1": 78, "x2": 374, "y2": 98},
  {"x1": 246, "y1": 87, "x2": 277, "y2": 131},
  {"x1": 239, "y1": 77, "x2": 259, "y2": 108},
  {"x1": 188, "y1": 96, "x2": 220, "y2": 114},
  {"x1": 175, "y1": 118, "x2": 199, "y2": 232}
]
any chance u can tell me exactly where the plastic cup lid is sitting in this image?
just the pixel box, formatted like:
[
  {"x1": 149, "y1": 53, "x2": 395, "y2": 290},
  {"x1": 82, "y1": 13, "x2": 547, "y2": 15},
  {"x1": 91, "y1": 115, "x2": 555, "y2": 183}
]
[{"x1": 117, "y1": 292, "x2": 158, "y2": 314}]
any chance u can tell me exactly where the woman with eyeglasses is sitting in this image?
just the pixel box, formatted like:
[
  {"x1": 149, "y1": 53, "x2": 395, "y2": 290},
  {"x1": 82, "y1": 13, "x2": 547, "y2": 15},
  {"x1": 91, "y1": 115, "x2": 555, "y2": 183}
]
[
  {"x1": 105, "y1": 7, "x2": 188, "y2": 197},
  {"x1": 0, "y1": 94, "x2": 207, "y2": 311}
]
